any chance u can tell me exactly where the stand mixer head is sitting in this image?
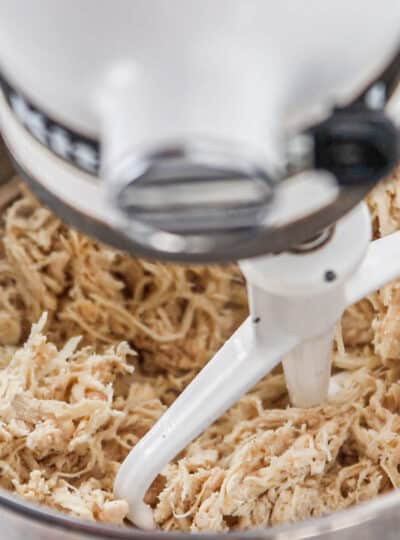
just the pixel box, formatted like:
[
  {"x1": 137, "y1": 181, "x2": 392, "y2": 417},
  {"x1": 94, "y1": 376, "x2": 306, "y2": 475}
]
[
  {"x1": 0, "y1": 0, "x2": 399, "y2": 261},
  {"x1": 0, "y1": 0, "x2": 400, "y2": 532}
]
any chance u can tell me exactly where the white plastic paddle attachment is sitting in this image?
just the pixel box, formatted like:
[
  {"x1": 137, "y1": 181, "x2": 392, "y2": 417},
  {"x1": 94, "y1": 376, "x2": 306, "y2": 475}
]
[
  {"x1": 115, "y1": 203, "x2": 400, "y2": 529},
  {"x1": 115, "y1": 316, "x2": 298, "y2": 528}
]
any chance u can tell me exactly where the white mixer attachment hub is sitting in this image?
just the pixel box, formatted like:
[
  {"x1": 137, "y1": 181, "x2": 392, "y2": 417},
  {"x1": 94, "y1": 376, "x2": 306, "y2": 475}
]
[{"x1": 241, "y1": 203, "x2": 371, "y2": 407}]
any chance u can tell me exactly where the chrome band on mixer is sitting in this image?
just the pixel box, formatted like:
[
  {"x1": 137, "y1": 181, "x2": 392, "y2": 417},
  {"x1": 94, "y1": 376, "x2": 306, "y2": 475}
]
[{"x1": 0, "y1": 72, "x2": 100, "y2": 175}]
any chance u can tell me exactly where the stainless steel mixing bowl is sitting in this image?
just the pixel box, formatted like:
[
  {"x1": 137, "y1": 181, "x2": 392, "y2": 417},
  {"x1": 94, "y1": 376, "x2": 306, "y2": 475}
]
[
  {"x1": 0, "y1": 136, "x2": 399, "y2": 539},
  {"x1": 1, "y1": 485, "x2": 400, "y2": 540}
]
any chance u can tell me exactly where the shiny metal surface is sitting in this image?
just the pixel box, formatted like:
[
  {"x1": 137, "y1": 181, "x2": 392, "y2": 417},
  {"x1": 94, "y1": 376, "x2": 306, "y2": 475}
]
[
  {"x1": 109, "y1": 140, "x2": 275, "y2": 233},
  {"x1": 1, "y1": 480, "x2": 400, "y2": 540}
]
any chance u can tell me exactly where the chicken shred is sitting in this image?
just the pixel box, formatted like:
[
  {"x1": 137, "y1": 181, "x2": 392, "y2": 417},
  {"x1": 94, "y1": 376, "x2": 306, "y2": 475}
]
[{"x1": 0, "y1": 174, "x2": 399, "y2": 531}]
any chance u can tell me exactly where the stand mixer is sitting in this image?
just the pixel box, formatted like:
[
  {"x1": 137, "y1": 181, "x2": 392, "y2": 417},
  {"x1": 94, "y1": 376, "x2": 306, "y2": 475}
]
[{"x1": 1, "y1": 0, "x2": 400, "y2": 534}]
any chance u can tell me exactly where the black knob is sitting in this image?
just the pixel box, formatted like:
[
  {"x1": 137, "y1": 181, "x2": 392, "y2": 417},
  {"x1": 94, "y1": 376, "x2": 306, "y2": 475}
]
[{"x1": 309, "y1": 105, "x2": 399, "y2": 186}]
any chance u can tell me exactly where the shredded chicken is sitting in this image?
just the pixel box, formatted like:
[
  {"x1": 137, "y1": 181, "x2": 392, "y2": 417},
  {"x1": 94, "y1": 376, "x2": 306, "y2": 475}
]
[
  {"x1": 0, "y1": 185, "x2": 247, "y2": 374},
  {"x1": 0, "y1": 173, "x2": 399, "y2": 532}
]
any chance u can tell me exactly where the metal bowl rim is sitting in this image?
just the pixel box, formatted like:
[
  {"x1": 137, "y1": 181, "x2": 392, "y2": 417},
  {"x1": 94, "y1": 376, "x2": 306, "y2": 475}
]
[{"x1": 0, "y1": 480, "x2": 399, "y2": 539}]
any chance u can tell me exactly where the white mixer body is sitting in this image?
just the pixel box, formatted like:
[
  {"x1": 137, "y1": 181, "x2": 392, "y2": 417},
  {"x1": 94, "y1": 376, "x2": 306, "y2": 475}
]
[
  {"x1": 0, "y1": 1, "x2": 398, "y2": 145},
  {"x1": 0, "y1": 0, "x2": 398, "y2": 261}
]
